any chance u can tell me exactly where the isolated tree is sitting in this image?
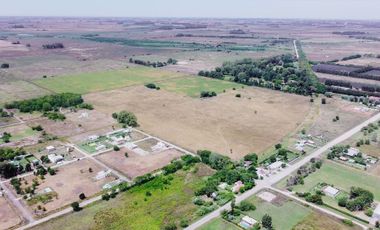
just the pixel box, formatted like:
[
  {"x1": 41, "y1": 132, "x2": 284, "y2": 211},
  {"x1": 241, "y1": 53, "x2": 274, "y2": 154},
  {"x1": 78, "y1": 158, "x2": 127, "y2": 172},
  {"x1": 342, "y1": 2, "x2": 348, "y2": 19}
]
[
  {"x1": 79, "y1": 193, "x2": 86, "y2": 200},
  {"x1": 262, "y1": 214, "x2": 273, "y2": 229},
  {"x1": 71, "y1": 202, "x2": 81, "y2": 212}
]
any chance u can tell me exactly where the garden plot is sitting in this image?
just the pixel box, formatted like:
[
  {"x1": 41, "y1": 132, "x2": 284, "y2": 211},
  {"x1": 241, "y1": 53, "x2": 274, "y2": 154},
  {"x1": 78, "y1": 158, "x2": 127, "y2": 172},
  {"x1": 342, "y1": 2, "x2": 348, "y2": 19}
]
[
  {"x1": 95, "y1": 147, "x2": 183, "y2": 179},
  {"x1": 0, "y1": 197, "x2": 22, "y2": 230},
  {"x1": 28, "y1": 109, "x2": 115, "y2": 138},
  {"x1": 7, "y1": 159, "x2": 118, "y2": 217}
]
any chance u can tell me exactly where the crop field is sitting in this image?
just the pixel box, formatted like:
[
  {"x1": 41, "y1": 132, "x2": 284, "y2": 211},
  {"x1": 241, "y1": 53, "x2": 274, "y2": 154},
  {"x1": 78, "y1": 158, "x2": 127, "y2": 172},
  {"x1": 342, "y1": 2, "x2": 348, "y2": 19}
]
[
  {"x1": 7, "y1": 159, "x2": 117, "y2": 216},
  {"x1": 28, "y1": 164, "x2": 215, "y2": 230},
  {"x1": 157, "y1": 76, "x2": 243, "y2": 97},
  {"x1": 85, "y1": 85, "x2": 311, "y2": 160},
  {"x1": 277, "y1": 161, "x2": 380, "y2": 200},
  {"x1": 0, "y1": 80, "x2": 51, "y2": 105},
  {"x1": 95, "y1": 147, "x2": 183, "y2": 179},
  {"x1": 0, "y1": 197, "x2": 22, "y2": 230},
  {"x1": 33, "y1": 66, "x2": 186, "y2": 94}
]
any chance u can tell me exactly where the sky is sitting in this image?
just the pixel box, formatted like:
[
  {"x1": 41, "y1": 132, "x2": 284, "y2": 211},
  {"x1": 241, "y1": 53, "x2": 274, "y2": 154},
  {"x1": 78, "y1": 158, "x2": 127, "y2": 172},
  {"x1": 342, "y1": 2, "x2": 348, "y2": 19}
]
[{"x1": 1, "y1": 0, "x2": 380, "y2": 20}]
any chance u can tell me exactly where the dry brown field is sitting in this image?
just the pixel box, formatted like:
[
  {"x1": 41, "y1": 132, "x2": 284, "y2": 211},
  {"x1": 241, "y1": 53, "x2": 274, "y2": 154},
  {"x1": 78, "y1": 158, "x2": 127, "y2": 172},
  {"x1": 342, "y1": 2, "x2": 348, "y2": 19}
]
[
  {"x1": 27, "y1": 109, "x2": 116, "y2": 138},
  {"x1": 96, "y1": 147, "x2": 183, "y2": 179},
  {"x1": 7, "y1": 159, "x2": 116, "y2": 216},
  {"x1": 85, "y1": 85, "x2": 311, "y2": 160},
  {"x1": 316, "y1": 72, "x2": 380, "y2": 87},
  {"x1": 0, "y1": 197, "x2": 22, "y2": 230}
]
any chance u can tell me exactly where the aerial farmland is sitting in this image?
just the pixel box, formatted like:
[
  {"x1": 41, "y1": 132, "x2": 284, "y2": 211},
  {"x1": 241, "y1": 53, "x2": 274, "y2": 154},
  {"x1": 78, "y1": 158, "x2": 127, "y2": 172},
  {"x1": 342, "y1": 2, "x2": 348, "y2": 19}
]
[{"x1": 0, "y1": 10, "x2": 380, "y2": 230}]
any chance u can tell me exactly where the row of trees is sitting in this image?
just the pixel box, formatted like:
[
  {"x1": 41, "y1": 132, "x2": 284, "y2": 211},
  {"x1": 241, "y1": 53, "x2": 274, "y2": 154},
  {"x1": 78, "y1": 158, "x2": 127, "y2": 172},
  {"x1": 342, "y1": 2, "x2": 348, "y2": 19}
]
[
  {"x1": 198, "y1": 54, "x2": 325, "y2": 96},
  {"x1": 129, "y1": 58, "x2": 177, "y2": 68},
  {"x1": 5, "y1": 93, "x2": 85, "y2": 113},
  {"x1": 42, "y1": 43, "x2": 64, "y2": 49}
]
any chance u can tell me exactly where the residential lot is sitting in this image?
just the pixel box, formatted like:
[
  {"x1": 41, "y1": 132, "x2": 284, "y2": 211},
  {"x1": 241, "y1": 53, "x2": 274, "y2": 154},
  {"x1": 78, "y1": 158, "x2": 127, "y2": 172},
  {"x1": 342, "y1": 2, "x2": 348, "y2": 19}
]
[
  {"x1": 96, "y1": 147, "x2": 183, "y2": 179},
  {"x1": 85, "y1": 85, "x2": 311, "y2": 160},
  {"x1": 0, "y1": 197, "x2": 22, "y2": 230},
  {"x1": 6, "y1": 158, "x2": 118, "y2": 216}
]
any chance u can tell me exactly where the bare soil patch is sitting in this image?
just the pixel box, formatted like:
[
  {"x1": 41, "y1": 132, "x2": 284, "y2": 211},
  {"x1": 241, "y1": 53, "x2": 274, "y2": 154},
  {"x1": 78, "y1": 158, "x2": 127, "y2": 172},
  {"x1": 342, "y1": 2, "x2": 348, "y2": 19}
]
[
  {"x1": 95, "y1": 147, "x2": 183, "y2": 179},
  {"x1": 85, "y1": 85, "x2": 311, "y2": 160},
  {"x1": 0, "y1": 197, "x2": 22, "y2": 230}
]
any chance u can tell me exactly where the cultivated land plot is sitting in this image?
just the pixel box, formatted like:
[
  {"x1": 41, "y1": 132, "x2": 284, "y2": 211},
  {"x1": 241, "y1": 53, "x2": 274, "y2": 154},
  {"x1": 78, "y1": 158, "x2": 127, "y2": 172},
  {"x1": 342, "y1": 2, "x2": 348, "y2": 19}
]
[
  {"x1": 0, "y1": 80, "x2": 50, "y2": 105},
  {"x1": 7, "y1": 159, "x2": 117, "y2": 215},
  {"x1": 28, "y1": 109, "x2": 116, "y2": 138},
  {"x1": 317, "y1": 72, "x2": 380, "y2": 88},
  {"x1": 95, "y1": 147, "x2": 183, "y2": 179},
  {"x1": 157, "y1": 76, "x2": 243, "y2": 97},
  {"x1": 0, "y1": 197, "x2": 22, "y2": 230},
  {"x1": 277, "y1": 161, "x2": 380, "y2": 201},
  {"x1": 85, "y1": 85, "x2": 311, "y2": 160},
  {"x1": 33, "y1": 66, "x2": 186, "y2": 94}
]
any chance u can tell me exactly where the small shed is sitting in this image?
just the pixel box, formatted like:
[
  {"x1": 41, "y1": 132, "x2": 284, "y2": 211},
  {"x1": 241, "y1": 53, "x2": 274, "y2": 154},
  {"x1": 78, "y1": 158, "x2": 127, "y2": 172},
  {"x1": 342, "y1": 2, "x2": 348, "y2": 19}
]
[{"x1": 323, "y1": 186, "x2": 340, "y2": 197}]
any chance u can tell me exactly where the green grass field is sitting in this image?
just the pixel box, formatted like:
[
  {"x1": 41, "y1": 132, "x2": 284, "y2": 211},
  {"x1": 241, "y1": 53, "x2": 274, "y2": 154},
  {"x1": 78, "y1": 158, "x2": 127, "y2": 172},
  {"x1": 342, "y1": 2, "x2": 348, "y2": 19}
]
[
  {"x1": 0, "y1": 127, "x2": 38, "y2": 144},
  {"x1": 244, "y1": 196, "x2": 311, "y2": 230},
  {"x1": 33, "y1": 67, "x2": 185, "y2": 94},
  {"x1": 30, "y1": 164, "x2": 213, "y2": 230},
  {"x1": 277, "y1": 161, "x2": 380, "y2": 200},
  {"x1": 198, "y1": 218, "x2": 240, "y2": 230},
  {"x1": 158, "y1": 76, "x2": 243, "y2": 97}
]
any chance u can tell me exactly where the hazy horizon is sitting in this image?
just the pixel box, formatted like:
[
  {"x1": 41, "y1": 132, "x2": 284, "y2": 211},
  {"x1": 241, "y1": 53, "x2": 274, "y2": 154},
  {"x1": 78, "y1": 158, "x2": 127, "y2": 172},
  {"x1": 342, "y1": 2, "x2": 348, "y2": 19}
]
[{"x1": 1, "y1": 0, "x2": 380, "y2": 20}]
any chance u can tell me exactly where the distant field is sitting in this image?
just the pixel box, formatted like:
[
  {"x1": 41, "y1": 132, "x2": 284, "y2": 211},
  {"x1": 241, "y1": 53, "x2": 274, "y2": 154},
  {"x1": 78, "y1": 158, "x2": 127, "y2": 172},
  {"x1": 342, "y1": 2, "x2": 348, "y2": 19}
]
[
  {"x1": 158, "y1": 76, "x2": 243, "y2": 97},
  {"x1": 33, "y1": 67, "x2": 185, "y2": 94},
  {"x1": 0, "y1": 80, "x2": 50, "y2": 105},
  {"x1": 277, "y1": 161, "x2": 380, "y2": 200}
]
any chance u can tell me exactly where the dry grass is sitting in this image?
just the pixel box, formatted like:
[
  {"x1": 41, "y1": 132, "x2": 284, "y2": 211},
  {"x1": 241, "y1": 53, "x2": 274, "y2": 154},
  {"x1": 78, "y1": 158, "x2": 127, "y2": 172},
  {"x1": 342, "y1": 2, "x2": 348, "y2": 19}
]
[
  {"x1": 0, "y1": 197, "x2": 22, "y2": 230},
  {"x1": 85, "y1": 85, "x2": 311, "y2": 160}
]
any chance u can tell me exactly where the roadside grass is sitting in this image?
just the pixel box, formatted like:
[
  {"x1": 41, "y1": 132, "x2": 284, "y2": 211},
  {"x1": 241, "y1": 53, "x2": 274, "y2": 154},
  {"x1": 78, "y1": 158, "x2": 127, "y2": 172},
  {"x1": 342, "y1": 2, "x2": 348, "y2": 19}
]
[
  {"x1": 157, "y1": 76, "x2": 244, "y2": 97},
  {"x1": 244, "y1": 197, "x2": 311, "y2": 230},
  {"x1": 33, "y1": 66, "x2": 185, "y2": 94},
  {"x1": 277, "y1": 161, "x2": 380, "y2": 200},
  {"x1": 30, "y1": 164, "x2": 213, "y2": 230},
  {"x1": 198, "y1": 218, "x2": 240, "y2": 230}
]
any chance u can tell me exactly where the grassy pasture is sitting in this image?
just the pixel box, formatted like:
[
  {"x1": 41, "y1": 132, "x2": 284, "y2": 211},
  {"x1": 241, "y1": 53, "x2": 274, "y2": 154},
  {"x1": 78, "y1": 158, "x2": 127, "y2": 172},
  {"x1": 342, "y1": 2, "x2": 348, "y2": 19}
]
[
  {"x1": 277, "y1": 161, "x2": 380, "y2": 200},
  {"x1": 245, "y1": 196, "x2": 311, "y2": 230},
  {"x1": 33, "y1": 66, "x2": 185, "y2": 94},
  {"x1": 30, "y1": 164, "x2": 213, "y2": 230},
  {"x1": 0, "y1": 80, "x2": 50, "y2": 105},
  {"x1": 198, "y1": 218, "x2": 240, "y2": 230},
  {"x1": 158, "y1": 76, "x2": 243, "y2": 97}
]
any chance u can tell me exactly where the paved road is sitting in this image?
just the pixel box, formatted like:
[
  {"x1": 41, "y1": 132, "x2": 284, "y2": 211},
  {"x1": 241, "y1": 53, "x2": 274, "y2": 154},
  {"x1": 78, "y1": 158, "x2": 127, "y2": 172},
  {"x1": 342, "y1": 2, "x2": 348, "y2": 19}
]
[{"x1": 185, "y1": 112, "x2": 380, "y2": 230}]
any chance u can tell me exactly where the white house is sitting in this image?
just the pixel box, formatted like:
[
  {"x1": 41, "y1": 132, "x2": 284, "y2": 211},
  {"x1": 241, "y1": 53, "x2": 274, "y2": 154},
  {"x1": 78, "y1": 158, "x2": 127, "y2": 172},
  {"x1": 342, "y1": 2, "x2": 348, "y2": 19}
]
[
  {"x1": 151, "y1": 142, "x2": 168, "y2": 152},
  {"x1": 88, "y1": 135, "x2": 99, "y2": 141},
  {"x1": 268, "y1": 161, "x2": 283, "y2": 170},
  {"x1": 95, "y1": 144, "x2": 106, "y2": 151},
  {"x1": 94, "y1": 170, "x2": 111, "y2": 180},
  {"x1": 232, "y1": 181, "x2": 244, "y2": 193},
  {"x1": 47, "y1": 154, "x2": 64, "y2": 164},
  {"x1": 46, "y1": 146, "x2": 55, "y2": 152},
  {"x1": 239, "y1": 216, "x2": 257, "y2": 229},
  {"x1": 323, "y1": 186, "x2": 340, "y2": 197},
  {"x1": 345, "y1": 147, "x2": 359, "y2": 157}
]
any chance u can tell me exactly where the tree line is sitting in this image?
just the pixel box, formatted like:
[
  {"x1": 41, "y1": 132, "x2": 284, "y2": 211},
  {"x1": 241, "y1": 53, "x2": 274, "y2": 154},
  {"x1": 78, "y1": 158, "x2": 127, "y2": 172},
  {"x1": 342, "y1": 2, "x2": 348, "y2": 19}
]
[{"x1": 129, "y1": 58, "x2": 177, "y2": 68}]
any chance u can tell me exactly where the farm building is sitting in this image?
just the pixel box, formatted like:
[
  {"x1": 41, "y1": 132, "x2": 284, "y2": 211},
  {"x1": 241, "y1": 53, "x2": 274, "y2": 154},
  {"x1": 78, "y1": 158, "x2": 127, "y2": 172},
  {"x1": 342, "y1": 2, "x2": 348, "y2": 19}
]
[
  {"x1": 268, "y1": 161, "x2": 283, "y2": 170},
  {"x1": 47, "y1": 154, "x2": 64, "y2": 164},
  {"x1": 94, "y1": 170, "x2": 111, "y2": 180},
  {"x1": 239, "y1": 216, "x2": 257, "y2": 229},
  {"x1": 345, "y1": 147, "x2": 359, "y2": 157},
  {"x1": 46, "y1": 146, "x2": 56, "y2": 153},
  {"x1": 323, "y1": 186, "x2": 340, "y2": 197}
]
